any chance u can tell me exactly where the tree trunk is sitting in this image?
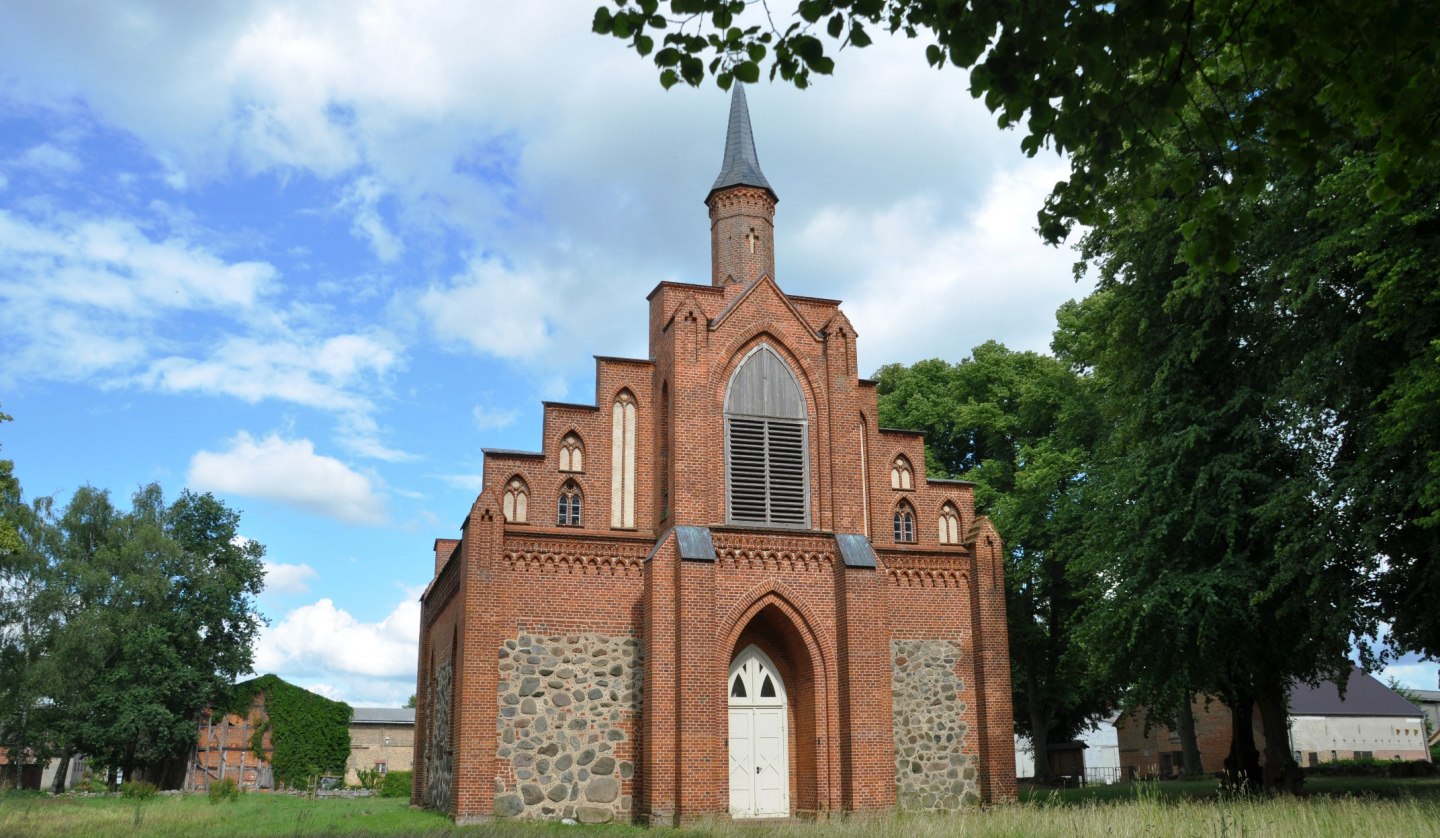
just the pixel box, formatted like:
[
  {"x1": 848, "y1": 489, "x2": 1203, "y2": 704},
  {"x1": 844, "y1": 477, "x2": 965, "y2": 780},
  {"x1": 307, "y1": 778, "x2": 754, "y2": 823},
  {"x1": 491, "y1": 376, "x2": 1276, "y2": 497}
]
[
  {"x1": 1176, "y1": 693, "x2": 1203, "y2": 775},
  {"x1": 50, "y1": 749, "x2": 72, "y2": 794},
  {"x1": 1029, "y1": 702, "x2": 1053, "y2": 783},
  {"x1": 1256, "y1": 683, "x2": 1303, "y2": 794},
  {"x1": 1223, "y1": 696, "x2": 1262, "y2": 791}
]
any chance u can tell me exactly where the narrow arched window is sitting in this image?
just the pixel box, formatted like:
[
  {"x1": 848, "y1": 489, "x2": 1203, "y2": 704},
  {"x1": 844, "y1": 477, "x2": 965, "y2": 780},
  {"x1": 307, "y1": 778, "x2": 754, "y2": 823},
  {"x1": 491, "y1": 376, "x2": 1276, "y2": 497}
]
[
  {"x1": 502, "y1": 477, "x2": 529, "y2": 524},
  {"x1": 557, "y1": 480, "x2": 582, "y2": 527},
  {"x1": 893, "y1": 502, "x2": 915, "y2": 543},
  {"x1": 724, "y1": 345, "x2": 808, "y2": 527},
  {"x1": 939, "y1": 502, "x2": 960, "y2": 545},
  {"x1": 611, "y1": 390, "x2": 636, "y2": 528},
  {"x1": 891, "y1": 455, "x2": 913, "y2": 490},
  {"x1": 559, "y1": 433, "x2": 584, "y2": 472}
]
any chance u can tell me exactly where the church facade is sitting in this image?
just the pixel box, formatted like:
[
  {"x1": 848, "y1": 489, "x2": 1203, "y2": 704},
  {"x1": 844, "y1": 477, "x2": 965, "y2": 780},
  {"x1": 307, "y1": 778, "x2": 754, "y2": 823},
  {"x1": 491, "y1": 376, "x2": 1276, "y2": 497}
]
[{"x1": 412, "y1": 86, "x2": 1015, "y2": 825}]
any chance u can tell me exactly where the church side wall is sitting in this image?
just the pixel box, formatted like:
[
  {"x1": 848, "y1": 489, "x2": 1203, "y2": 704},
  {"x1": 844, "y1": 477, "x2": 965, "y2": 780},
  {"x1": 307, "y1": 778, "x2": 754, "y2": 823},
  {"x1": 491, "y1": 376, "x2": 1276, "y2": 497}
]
[
  {"x1": 880, "y1": 553, "x2": 980, "y2": 809},
  {"x1": 489, "y1": 531, "x2": 649, "y2": 824}
]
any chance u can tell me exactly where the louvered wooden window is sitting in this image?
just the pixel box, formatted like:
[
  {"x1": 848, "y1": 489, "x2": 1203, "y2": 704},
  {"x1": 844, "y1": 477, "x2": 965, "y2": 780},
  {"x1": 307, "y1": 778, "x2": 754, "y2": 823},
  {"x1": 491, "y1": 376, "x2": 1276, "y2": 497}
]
[{"x1": 725, "y1": 345, "x2": 809, "y2": 527}]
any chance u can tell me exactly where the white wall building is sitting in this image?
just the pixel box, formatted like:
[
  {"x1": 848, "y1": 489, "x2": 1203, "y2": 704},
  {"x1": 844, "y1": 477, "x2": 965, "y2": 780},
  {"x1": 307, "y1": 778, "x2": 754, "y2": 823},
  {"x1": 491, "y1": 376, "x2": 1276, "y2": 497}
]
[{"x1": 1015, "y1": 715, "x2": 1121, "y2": 784}]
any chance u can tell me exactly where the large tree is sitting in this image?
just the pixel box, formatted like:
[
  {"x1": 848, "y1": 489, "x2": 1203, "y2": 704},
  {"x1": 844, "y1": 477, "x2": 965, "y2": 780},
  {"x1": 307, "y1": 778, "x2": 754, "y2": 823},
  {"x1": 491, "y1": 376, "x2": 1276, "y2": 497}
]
[
  {"x1": 1, "y1": 476, "x2": 267, "y2": 787},
  {"x1": 875, "y1": 342, "x2": 1114, "y2": 781},
  {"x1": 593, "y1": 1, "x2": 1439, "y2": 266},
  {"x1": 1054, "y1": 131, "x2": 1414, "y2": 789}
]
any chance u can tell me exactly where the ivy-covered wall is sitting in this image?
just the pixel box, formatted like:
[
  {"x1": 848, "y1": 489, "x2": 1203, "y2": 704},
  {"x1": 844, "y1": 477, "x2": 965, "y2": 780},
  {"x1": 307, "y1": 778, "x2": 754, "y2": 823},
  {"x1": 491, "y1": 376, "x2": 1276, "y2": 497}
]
[{"x1": 226, "y1": 674, "x2": 352, "y2": 788}]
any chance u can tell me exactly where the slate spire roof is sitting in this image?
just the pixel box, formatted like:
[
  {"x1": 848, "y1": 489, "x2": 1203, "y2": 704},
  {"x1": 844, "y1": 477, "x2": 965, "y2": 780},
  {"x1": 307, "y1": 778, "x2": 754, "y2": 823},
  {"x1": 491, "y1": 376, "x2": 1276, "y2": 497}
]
[{"x1": 708, "y1": 83, "x2": 776, "y2": 202}]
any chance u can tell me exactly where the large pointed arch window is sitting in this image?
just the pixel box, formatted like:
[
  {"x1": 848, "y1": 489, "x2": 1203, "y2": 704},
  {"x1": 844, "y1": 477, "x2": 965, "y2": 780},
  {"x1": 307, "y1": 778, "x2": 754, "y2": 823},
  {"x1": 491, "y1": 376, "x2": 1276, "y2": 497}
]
[{"x1": 725, "y1": 345, "x2": 808, "y2": 527}]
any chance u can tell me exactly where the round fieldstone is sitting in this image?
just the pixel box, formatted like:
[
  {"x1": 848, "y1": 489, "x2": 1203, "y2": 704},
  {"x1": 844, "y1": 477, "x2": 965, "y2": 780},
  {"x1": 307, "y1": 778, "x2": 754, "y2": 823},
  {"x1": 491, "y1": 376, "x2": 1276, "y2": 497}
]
[
  {"x1": 555, "y1": 753, "x2": 573, "y2": 771},
  {"x1": 552, "y1": 692, "x2": 572, "y2": 708},
  {"x1": 521, "y1": 784, "x2": 544, "y2": 805},
  {"x1": 577, "y1": 805, "x2": 613, "y2": 824},
  {"x1": 521, "y1": 698, "x2": 537, "y2": 714},
  {"x1": 494, "y1": 793, "x2": 524, "y2": 818},
  {"x1": 547, "y1": 783, "x2": 570, "y2": 802},
  {"x1": 592, "y1": 756, "x2": 615, "y2": 775},
  {"x1": 577, "y1": 748, "x2": 595, "y2": 766},
  {"x1": 519, "y1": 676, "x2": 541, "y2": 696},
  {"x1": 538, "y1": 743, "x2": 559, "y2": 757},
  {"x1": 585, "y1": 777, "x2": 620, "y2": 803}
]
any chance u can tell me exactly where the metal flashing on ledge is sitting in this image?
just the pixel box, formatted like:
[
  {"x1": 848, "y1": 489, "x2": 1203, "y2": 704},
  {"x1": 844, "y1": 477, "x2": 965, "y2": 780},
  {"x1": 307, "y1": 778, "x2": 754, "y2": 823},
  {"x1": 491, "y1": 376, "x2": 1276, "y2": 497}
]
[
  {"x1": 835, "y1": 533, "x2": 878, "y2": 569},
  {"x1": 675, "y1": 525, "x2": 717, "y2": 562},
  {"x1": 482, "y1": 448, "x2": 544, "y2": 458}
]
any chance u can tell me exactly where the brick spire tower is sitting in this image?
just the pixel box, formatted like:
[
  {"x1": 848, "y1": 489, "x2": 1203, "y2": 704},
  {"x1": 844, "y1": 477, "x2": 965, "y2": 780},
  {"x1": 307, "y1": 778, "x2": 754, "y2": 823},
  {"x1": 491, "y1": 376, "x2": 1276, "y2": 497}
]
[{"x1": 706, "y1": 83, "x2": 777, "y2": 287}]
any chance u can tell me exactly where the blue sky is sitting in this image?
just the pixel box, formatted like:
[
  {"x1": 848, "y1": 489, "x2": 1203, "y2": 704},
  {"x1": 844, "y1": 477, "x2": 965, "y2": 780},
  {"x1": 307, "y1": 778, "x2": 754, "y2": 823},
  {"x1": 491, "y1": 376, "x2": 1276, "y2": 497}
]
[{"x1": 1, "y1": 2, "x2": 1432, "y2": 706}]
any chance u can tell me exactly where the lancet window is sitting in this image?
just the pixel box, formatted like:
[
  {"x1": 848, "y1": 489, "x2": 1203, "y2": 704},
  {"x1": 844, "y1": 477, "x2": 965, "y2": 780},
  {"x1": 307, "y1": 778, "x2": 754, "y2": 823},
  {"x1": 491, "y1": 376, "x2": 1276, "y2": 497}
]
[
  {"x1": 891, "y1": 456, "x2": 913, "y2": 490},
  {"x1": 939, "y1": 502, "x2": 960, "y2": 545},
  {"x1": 611, "y1": 391, "x2": 637, "y2": 528},
  {"x1": 502, "y1": 477, "x2": 529, "y2": 524},
  {"x1": 559, "y1": 433, "x2": 584, "y2": 472},
  {"x1": 557, "y1": 480, "x2": 582, "y2": 527},
  {"x1": 893, "y1": 501, "x2": 915, "y2": 543}
]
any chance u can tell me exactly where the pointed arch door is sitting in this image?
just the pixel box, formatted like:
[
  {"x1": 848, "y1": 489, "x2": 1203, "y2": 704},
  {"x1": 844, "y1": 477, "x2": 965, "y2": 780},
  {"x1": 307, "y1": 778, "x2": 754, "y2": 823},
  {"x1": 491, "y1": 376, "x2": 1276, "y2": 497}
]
[{"x1": 728, "y1": 645, "x2": 789, "y2": 817}]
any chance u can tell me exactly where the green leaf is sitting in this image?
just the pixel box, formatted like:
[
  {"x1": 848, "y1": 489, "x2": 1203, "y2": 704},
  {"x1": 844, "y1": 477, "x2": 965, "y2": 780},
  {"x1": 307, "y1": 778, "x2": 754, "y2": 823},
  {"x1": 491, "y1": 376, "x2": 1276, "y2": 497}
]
[
  {"x1": 849, "y1": 21, "x2": 872, "y2": 48},
  {"x1": 735, "y1": 60, "x2": 760, "y2": 84},
  {"x1": 591, "y1": 6, "x2": 613, "y2": 34}
]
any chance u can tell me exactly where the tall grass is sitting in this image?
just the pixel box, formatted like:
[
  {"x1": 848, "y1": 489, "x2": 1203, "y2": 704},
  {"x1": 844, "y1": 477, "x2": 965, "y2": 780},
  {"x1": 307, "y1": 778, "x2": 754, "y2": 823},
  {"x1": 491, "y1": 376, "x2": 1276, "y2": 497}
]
[{"x1": 2, "y1": 784, "x2": 1438, "y2": 837}]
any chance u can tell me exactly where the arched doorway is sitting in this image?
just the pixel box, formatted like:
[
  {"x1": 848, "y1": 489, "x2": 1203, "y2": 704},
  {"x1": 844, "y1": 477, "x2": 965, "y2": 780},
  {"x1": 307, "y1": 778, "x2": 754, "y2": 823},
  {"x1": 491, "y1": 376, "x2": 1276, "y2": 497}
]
[{"x1": 728, "y1": 645, "x2": 789, "y2": 817}]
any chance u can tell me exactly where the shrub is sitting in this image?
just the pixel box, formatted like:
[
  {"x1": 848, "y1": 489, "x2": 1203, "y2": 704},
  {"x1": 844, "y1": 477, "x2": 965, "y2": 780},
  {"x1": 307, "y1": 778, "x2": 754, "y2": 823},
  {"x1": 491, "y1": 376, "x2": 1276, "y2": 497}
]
[
  {"x1": 119, "y1": 781, "x2": 157, "y2": 800},
  {"x1": 355, "y1": 767, "x2": 383, "y2": 791},
  {"x1": 1306, "y1": 757, "x2": 1436, "y2": 778},
  {"x1": 379, "y1": 771, "x2": 412, "y2": 798},
  {"x1": 207, "y1": 777, "x2": 240, "y2": 804}
]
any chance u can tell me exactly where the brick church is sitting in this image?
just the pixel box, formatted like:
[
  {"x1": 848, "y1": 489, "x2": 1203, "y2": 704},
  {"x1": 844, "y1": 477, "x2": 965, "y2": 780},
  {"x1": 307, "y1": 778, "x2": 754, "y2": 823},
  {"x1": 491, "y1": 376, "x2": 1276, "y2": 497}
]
[{"x1": 413, "y1": 86, "x2": 1015, "y2": 825}]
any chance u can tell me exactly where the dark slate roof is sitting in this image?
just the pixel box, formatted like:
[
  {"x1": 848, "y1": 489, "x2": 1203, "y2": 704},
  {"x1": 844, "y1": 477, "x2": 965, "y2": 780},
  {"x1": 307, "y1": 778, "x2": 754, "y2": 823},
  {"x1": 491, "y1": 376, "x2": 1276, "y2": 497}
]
[
  {"x1": 351, "y1": 707, "x2": 415, "y2": 725},
  {"x1": 1288, "y1": 666, "x2": 1424, "y2": 717},
  {"x1": 708, "y1": 83, "x2": 775, "y2": 202}
]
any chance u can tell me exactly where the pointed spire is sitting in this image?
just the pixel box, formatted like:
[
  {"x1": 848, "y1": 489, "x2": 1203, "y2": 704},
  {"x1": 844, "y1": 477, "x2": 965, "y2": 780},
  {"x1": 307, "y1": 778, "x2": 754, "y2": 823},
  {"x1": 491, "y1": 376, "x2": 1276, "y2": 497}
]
[{"x1": 708, "y1": 83, "x2": 776, "y2": 202}]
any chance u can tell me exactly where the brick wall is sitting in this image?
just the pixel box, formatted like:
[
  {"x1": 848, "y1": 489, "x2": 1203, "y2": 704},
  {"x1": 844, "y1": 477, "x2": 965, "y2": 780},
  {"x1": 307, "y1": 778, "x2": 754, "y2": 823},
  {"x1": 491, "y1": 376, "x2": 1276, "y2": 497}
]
[{"x1": 347, "y1": 723, "x2": 415, "y2": 784}]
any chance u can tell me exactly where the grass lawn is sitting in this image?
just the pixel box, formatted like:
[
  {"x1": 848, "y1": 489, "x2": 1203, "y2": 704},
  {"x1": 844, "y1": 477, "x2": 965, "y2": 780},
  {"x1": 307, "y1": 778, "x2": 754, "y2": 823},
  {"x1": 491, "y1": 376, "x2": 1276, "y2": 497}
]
[{"x1": 3, "y1": 780, "x2": 1439, "y2": 838}]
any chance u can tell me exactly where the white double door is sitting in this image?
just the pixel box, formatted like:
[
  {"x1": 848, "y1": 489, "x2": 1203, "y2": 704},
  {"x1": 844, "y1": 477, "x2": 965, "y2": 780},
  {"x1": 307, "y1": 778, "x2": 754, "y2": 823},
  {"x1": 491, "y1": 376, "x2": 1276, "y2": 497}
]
[{"x1": 728, "y1": 645, "x2": 789, "y2": 818}]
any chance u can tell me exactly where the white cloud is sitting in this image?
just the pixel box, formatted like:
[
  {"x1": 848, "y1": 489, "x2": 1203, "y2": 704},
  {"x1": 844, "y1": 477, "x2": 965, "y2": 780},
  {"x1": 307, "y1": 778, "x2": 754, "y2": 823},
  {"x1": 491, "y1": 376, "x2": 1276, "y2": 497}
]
[
  {"x1": 262, "y1": 560, "x2": 318, "y2": 595},
  {"x1": 417, "y1": 256, "x2": 557, "y2": 361},
  {"x1": 0, "y1": 209, "x2": 278, "y2": 384},
  {"x1": 430, "y1": 473, "x2": 485, "y2": 493},
  {"x1": 1381, "y1": 661, "x2": 1439, "y2": 693},
  {"x1": 188, "y1": 431, "x2": 387, "y2": 524},
  {"x1": 141, "y1": 332, "x2": 397, "y2": 413},
  {"x1": 340, "y1": 175, "x2": 403, "y2": 262},
  {"x1": 18, "y1": 142, "x2": 81, "y2": 174},
  {"x1": 801, "y1": 158, "x2": 1090, "y2": 368},
  {"x1": 254, "y1": 594, "x2": 418, "y2": 680},
  {"x1": 472, "y1": 403, "x2": 520, "y2": 431}
]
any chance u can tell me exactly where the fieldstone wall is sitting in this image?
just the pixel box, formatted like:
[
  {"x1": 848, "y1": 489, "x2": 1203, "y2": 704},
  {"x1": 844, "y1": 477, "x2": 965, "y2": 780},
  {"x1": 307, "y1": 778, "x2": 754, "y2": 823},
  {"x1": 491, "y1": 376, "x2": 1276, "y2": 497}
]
[
  {"x1": 891, "y1": 639, "x2": 978, "y2": 810},
  {"x1": 423, "y1": 659, "x2": 453, "y2": 810},
  {"x1": 493, "y1": 633, "x2": 642, "y2": 824}
]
